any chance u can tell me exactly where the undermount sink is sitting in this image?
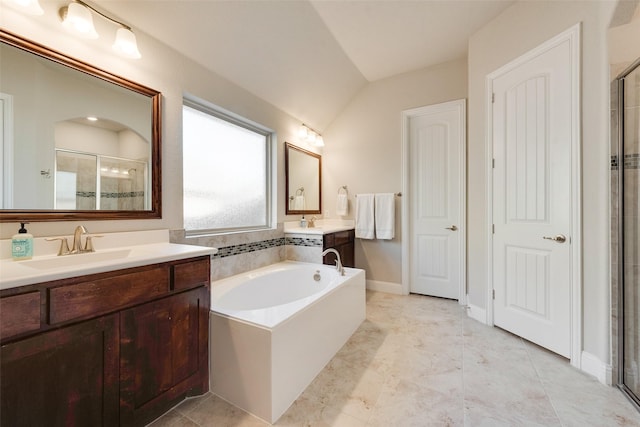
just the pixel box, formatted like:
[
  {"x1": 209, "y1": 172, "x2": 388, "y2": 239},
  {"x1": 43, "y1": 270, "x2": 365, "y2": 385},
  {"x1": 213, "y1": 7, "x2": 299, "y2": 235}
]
[{"x1": 21, "y1": 249, "x2": 133, "y2": 270}]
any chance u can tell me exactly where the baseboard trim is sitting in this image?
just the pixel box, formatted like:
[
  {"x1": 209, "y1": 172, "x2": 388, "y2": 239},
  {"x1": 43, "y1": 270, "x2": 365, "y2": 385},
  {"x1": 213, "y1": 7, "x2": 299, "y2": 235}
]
[
  {"x1": 581, "y1": 351, "x2": 612, "y2": 385},
  {"x1": 366, "y1": 280, "x2": 403, "y2": 295},
  {"x1": 466, "y1": 299, "x2": 488, "y2": 324}
]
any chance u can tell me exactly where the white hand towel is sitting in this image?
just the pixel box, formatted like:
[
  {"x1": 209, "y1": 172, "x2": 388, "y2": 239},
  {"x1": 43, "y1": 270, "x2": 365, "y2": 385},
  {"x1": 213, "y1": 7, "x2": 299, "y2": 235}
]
[
  {"x1": 375, "y1": 193, "x2": 395, "y2": 240},
  {"x1": 355, "y1": 194, "x2": 375, "y2": 239},
  {"x1": 293, "y1": 195, "x2": 305, "y2": 210},
  {"x1": 336, "y1": 193, "x2": 348, "y2": 216}
]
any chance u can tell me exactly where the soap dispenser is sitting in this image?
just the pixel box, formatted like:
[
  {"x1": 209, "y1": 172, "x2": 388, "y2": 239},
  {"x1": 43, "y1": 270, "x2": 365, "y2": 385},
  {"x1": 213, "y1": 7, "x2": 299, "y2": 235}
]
[
  {"x1": 12, "y1": 222, "x2": 33, "y2": 261},
  {"x1": 300, "y1": 215, "x2": 308, "y2": 228}
]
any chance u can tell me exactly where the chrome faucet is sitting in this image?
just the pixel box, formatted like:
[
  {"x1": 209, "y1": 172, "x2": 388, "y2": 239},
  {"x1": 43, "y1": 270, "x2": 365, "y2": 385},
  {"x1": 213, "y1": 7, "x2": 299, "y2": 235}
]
[
  {"x1": 321, "y1": 248, "x2": 345, "y2": 276},
  {"x1": 71, "y1": 225, "x2": 88, "y2": 254}
]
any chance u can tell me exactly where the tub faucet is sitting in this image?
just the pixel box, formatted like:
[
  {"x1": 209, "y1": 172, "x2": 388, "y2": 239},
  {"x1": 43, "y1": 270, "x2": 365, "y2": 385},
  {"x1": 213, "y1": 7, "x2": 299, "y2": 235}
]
[{"x1": 321, "y1": 248, "x2": 345, "y2": 276}]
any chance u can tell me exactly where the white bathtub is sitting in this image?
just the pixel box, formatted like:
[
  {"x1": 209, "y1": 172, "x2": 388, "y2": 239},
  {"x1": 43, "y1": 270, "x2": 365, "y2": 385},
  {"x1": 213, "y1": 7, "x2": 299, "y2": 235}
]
[{"x1": 210, "y1": 261, "x2": 366, "y2": 424}]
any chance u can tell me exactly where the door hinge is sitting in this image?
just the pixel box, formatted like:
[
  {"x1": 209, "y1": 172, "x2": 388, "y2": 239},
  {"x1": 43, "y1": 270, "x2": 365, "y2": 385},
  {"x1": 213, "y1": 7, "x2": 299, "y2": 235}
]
[
  {"x1": 492, "y1": 93, "x2": 495, "y2": 103},
  {"x1": 492, "y1": 289, "x2": 495, "y2": 300},
  {"x1": 492, "y1": 158, "x2": 495, "y2": 169},
  {"x1": 492, "y1": 224, "x2": 495, "y2": 234}
]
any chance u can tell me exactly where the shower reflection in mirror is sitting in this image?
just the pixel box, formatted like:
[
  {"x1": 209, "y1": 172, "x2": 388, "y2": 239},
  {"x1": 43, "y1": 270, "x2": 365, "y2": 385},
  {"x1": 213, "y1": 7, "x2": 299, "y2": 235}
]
[{"x1": 53, "y1": 118, "x2": 149, "y2": 210}]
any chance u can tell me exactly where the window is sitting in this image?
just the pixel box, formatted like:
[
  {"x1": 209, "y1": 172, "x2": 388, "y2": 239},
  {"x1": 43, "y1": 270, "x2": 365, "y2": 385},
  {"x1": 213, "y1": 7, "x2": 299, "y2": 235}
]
[{"x1": 182, "y1": 98, "x2": 273, "y2": 234}]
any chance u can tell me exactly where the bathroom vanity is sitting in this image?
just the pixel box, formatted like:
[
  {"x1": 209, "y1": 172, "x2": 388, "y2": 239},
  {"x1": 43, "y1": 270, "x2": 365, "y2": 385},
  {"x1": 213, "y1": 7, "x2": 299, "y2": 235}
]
[
  {"x1": 322, "y1": 229, "x2": 355, "y2": 268},
  {"x1": 284, "y1": 220, "x2": 355, "y2": 267},
  {"x1": 0, "y1": 231, "x2": 215, "y2": 427}
]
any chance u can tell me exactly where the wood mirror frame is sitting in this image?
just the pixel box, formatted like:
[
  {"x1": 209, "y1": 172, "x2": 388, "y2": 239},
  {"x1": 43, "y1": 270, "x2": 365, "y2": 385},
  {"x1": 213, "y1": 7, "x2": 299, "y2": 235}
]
[
  {"x1": 285, "y1": 142, "x2": 321, "y2": 215},
  {"x1": 0, "y1": 29, "x2": 161, "y2": 222}
]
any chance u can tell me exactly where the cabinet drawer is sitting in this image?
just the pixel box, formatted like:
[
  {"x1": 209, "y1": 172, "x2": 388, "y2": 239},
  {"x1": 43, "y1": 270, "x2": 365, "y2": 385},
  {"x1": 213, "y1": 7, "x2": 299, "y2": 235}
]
[
  {"x1": 49, "y1": 267, "x2": 169, "y2": 324},
  {"x1": 173, "y1": 258, "x2": 210, "y2": 291},
  {"x1": 0, "y1": 292, "x2": 41, "y2": 339}
]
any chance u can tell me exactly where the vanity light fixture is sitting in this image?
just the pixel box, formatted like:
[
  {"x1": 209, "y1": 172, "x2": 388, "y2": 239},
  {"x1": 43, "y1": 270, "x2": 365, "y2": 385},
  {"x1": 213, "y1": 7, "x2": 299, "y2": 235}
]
[
  {"x1": 298, "y1": 124, "x2": 325, "y2": 147},
  {"x1": 6, "y1": 0, "x2": 44, "y2": 15},
  {"x1": 59, "y1": 0, "x2": 142, "y2": 59}
]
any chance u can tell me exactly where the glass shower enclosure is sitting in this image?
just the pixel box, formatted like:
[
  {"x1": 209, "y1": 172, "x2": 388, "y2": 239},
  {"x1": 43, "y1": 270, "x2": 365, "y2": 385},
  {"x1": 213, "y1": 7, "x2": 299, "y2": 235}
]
[{"x1": 617, "y1": 57, "x2": 640, "y2": 409}]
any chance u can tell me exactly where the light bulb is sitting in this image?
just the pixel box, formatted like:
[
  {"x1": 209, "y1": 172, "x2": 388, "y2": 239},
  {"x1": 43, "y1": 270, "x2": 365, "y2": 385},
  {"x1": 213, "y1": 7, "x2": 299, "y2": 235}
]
[
  {"x1": 307, "y1": 131, "x2": 317, "y2": 144},
  {"x1": 113, "y1": 27, "x2": 142, "y2": 59},
  {"x1": 8, "y1": 0, "x2": 44, "y2": 15},
  {"x1": 61, "y1": 2, "x2": 98, "y2": 39}
]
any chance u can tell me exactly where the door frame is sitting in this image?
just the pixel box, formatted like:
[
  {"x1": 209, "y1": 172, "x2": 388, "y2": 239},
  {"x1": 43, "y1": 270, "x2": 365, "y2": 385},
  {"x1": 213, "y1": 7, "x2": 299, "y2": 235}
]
[
  {"x1": 485, "y1": 23, "x2": 582, "y2": 367},
  {"x1": 1, "y1": 93, "x2": 14, "y2": 209},
  {"x1": 401, "y1": 98, "x2": 467, "y2": 304}
]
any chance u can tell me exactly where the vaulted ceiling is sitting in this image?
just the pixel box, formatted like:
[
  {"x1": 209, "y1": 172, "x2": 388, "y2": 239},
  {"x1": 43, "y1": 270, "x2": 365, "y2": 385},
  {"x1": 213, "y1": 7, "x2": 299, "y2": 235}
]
[{"x1": 101, "y1": 0, "x2": 514, "y2": 130}]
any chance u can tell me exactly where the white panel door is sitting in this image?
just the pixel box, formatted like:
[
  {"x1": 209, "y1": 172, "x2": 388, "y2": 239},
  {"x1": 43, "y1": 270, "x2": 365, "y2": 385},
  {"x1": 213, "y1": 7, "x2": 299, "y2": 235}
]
[
  {"x1": 409, "y1": 100, "x2": 465, "y2": 299},
  {"x1": 492, "y1": 34, "x2": 573, "y2": 358},
  {"x1": 0, "y1": 93, "x2": 12, "y2": 209}
]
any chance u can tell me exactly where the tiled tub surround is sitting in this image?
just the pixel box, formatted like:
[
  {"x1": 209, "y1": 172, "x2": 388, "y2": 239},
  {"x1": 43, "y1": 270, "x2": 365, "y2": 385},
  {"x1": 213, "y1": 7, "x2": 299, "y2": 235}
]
[
  {"x1": 285, "y1": 234, "x2": 323, "y2": 263},
  {"x1": 170, "y1": 220, "x2": 355, "y2": 281},
  {"x1": 171, "y1": 226, "x2": 285, "y2": 281},
  {"x1": 210, "y1": 261, "x2": 366, "y2": 424}
]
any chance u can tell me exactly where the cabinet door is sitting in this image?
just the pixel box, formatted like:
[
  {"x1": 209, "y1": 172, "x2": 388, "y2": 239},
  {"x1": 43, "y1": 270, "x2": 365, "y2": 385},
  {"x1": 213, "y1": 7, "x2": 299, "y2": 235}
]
[
  {"x1": 120, "y1": 287, "x2": 209, "y2": 426},
  {"x1": 340, "y1": 242, "x2": 355, "y2": 268},
  {"x1": 0, "y1": 314, "x2": 119, "y2": 427},
  {"x1": 323, "y1": 231, "x2": 355, "y2": 268}
]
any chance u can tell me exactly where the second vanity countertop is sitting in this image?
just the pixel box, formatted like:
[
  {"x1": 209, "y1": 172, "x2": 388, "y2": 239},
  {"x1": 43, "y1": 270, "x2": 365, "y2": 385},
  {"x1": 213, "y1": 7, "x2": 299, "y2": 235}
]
[
  {"x1": 284, "y1": 219, "x2": 355, "y2": 235},
  {"x1": 0, "y1": 229, "x2": 217, "y2": 290}
]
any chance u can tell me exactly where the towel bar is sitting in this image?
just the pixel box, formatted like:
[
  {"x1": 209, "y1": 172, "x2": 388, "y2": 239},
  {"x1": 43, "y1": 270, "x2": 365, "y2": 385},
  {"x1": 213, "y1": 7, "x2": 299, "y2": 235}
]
[{"x1": 356, "y1": 192, "x2": 402, "y2": 197}]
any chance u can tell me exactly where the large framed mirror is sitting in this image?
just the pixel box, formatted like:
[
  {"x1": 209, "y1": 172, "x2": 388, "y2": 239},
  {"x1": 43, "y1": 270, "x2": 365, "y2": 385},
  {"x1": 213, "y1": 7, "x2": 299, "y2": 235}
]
[
  {"x1": 285, "y1": 142, "x2": 321, "y2": 215},
  {"x1": 0, "y1": 29, "x2": 161, "y2": 222}
]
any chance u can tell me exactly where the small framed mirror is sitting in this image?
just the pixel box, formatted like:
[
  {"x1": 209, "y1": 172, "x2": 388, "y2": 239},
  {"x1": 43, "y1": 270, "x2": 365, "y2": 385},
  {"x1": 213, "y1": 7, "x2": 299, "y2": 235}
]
[
  {"x1": 0, "y1": 30, "x2": 161, "y2": 222},
  {"x1": 285, "y1": 142, "x2": 321, "y2": 215}
]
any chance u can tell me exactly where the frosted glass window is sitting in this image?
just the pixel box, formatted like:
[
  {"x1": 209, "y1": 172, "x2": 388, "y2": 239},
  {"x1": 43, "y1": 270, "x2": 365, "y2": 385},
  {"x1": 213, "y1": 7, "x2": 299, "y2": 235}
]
[{"x1": 183, "y1": 102, "x2": 272, "y2": 233}]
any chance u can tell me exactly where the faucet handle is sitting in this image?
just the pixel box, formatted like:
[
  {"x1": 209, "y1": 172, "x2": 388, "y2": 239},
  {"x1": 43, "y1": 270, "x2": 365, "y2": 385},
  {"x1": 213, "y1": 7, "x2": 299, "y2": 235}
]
[
  {"x1": 46, "y1": 237, "x2": 71, "y2": 256},
  {"x1": 83, "y1": 235, "x2": 103, "y2": 253}
]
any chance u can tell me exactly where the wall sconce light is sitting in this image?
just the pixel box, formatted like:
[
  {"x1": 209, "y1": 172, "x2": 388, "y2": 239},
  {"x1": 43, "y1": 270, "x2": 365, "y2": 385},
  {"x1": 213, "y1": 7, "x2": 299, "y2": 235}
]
[
  {"x1": 298, "y1": 124, "x2": 324, "y2": 147},
  {"x1": 6, "y1": 0, "x2": 44, "y2": 15},
  {"x1": 59, "y1": 0, "x2": 142, "y2": 59}
]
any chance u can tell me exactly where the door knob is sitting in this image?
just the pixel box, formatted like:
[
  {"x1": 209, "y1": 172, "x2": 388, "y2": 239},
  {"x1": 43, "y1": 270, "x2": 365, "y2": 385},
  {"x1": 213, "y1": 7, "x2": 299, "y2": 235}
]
[
  {"x1": 445, "y1": 225, "x2": 458, "y2": 231},
  {"x1": 542, "y1": 234, "x2": 566, "y2": 243}
]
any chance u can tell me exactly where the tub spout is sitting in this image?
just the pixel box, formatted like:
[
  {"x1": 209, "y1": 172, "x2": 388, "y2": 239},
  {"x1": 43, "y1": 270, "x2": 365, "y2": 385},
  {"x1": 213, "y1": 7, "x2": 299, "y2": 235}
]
[{"x1": 321, "y1": 248, "x2": 344, "y2": 276}]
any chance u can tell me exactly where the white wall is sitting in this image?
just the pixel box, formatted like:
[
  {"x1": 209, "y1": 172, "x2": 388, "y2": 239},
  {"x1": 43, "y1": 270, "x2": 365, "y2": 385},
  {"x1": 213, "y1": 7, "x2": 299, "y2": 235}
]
[
  {"x1": 467, "y1": 0, "x2": 616, "y2": 366},
  {"x1": 0, "y1": 4, "x2": 310, "y2": 238},
  {"x1": 322, "y1": 58, "x2": 468, "y2": 285}
]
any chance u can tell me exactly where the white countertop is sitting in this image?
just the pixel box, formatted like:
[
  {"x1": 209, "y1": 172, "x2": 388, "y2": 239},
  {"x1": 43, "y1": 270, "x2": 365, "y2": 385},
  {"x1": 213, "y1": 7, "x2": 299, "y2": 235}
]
[
  {"x1": 0, "y1": 230, "x2": 217, "y2": 290},
  {"x1": 284, "y1": 219, "x2": 354, "y2": 235}
]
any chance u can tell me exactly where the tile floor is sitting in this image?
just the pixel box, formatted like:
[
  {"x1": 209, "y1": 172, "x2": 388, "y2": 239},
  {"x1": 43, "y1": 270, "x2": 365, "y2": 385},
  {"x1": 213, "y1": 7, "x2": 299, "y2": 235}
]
[{"x1": 149, "y1": 291, "x2": 640, "y2": 426}]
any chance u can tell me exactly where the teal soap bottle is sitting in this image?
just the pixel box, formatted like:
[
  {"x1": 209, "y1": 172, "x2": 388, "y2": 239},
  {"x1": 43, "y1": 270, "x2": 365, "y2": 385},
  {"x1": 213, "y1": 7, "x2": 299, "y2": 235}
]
[{"x1": 12, "y1": 222, "x2": 33, "y2": 260}]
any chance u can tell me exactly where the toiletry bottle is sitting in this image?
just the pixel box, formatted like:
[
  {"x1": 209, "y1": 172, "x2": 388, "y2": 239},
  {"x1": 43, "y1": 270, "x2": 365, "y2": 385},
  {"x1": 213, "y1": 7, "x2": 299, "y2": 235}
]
[
  {"x1": 12, "y1": 222, "x2": 33, "y2": 260},
  {"x1": 300, "y1": 216, "x2": 308, "y2": 228}
]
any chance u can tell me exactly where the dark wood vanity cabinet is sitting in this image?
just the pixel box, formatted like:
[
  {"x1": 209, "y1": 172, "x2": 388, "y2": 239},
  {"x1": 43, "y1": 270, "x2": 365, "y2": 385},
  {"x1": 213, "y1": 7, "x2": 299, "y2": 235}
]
[
  {"x1": 323, "y1": 229, "x2": 355, "y2": 268},
  {"x1": 120, "y1": 285, "x2": 209, "y2": 426},
  {"x1": 0, "y1": 256, "x2": 211, "y2": 427},
  {"x1": 1, "y1": 313, "x2": 120, "y2": 427}
]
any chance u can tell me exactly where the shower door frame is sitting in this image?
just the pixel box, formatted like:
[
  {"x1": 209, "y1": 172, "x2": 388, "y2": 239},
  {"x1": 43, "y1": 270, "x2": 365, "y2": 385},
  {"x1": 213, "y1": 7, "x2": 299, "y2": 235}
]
[{"x1": 616, "y1": 56, "x2": 640, "y2": 410}]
